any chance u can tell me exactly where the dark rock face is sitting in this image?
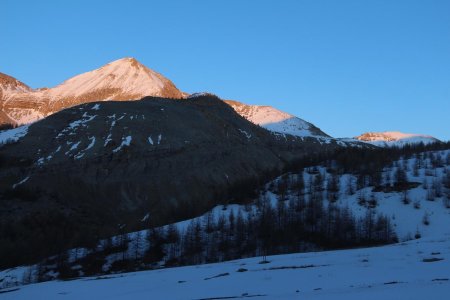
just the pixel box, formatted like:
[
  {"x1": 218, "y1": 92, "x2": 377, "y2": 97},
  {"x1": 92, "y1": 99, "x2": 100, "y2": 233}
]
[{"x1": 0, "y1": 94, "x2": 338, "y2": 267}]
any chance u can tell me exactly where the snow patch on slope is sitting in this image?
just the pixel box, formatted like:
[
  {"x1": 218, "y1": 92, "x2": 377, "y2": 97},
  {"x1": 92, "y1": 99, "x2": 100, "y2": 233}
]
[
  {"x1": 0, "y1": 125, "x2": 30, "y2": 145},
  {"x1": 113, "y1": 136, "x2": 132, "y2": 153},
  {"x1": 74, "y1": 137, "x2": 96, "y2": 159},
  {"x1": 12, "y1": 176, "x2": 30, "y2": 189}
]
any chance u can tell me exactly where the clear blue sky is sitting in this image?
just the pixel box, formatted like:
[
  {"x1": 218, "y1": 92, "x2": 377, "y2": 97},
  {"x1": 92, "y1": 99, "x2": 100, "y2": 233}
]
[{"x1": 2, "y1": 0, "x2": 449, "y2": 140}]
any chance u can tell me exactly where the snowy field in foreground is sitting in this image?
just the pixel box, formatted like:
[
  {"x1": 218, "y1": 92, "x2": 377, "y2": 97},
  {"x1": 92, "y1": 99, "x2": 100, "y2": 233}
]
[{"x1": 2, "y1": 235, "x2": 450, "y2": 300}]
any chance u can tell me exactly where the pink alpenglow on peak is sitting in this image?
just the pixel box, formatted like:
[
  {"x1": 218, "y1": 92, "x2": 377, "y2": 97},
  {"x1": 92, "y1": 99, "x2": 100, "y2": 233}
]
[
  {"x1": 225, "y1": 100, "x2": 330, "y2": 139},
  {"x1": 0, "y1": 58, "x2": 183, "y2": 126},
  {"x1": 356, "y1": 131, "x2": 440, "y2": 147}
]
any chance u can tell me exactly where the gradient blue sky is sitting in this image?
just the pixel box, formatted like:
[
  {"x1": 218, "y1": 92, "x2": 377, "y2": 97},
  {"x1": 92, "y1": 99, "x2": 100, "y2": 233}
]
[{"x1": 2, "y1": 0, "x2": 449, "y2": 140}]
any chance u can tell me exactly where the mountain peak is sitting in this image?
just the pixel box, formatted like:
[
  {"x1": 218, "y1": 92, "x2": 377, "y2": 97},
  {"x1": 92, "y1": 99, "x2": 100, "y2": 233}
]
[
  {"x1": 105, "y1": 57, "x2": 142, "y2": 69},
  {"x1": 0, "y1": 72, "x2": 32, "y2": 93},
  {"x1": 355, "y1": 131, "x2": 440, "y2": 147},
  {"x1": 225, "y1": 100, "x2": 330, "y2": 138},
  {"x1": 44, "y1": 56, "x2": 184, "y2": 102},
  {"x1": 117, "y1": 57, "x2": 139, "y2": 62},
  {"x1": 1, "y1": 58, "x2": 184, "y2": 125}
]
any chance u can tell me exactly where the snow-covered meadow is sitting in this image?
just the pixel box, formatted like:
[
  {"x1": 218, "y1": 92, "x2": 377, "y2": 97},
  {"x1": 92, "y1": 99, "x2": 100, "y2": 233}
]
[{"x1": 1, "y1": 235, "x2": 449, "y2": 300}]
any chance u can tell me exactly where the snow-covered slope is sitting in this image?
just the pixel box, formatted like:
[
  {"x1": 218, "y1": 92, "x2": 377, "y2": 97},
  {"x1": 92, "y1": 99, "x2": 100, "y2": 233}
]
[
  {"x1": 0, "y1": 58, "x2": 183, "y2": 125},
  {"x1": 0, "y1": 125, "x2": 29, "y2": 145},
  {"x1": 2, "y1": 148, "x2": 449, "y2": 289},
  {"x1": 2, "y1": 236, "x2": 450, "y2": 299},
  {"x1": 225, "y1": 100, "x2": 330, "y2": 138},
  {"x1": 356, "y1": 131, "x2": 440, "y2": 147},
  {"x1": 45, "y1": 57, "x2": 181, "y2": 102}
]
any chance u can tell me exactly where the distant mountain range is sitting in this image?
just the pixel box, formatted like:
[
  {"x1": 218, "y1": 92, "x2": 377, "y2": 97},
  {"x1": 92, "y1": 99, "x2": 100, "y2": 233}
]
[
  {"x1": 355, "y1": 131, "x2": 441, "y2": 147},
  {"x1": 0, "y1": 58, "x2": 332, "y2": 141},
  {"x1": 0, "y1": 57, "x2": 441, "y2": 146}
]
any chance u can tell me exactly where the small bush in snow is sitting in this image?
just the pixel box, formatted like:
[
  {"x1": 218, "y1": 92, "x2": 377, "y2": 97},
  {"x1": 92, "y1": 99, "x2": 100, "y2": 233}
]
[
  {"x1": 426, "y1": 188, "x2": 436, "y2": 201},
  {"x1": 402, "y1": 190, "x2": 410, "y2": 205},
  {"x1": 422, "y1": 213, "x2": 430, "y2": 226},
  {"x1": 415, "y1": 230, "x2": 421, "y2": 239},
  {"x1": 443, "y1": 195, "x2": 450, "y2": 209}
]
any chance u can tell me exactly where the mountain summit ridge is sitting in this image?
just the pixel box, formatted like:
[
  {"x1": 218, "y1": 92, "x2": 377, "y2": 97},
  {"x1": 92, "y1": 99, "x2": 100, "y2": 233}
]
[
  {"x1": 225, "y1": 100, "x2": 330, "y2": 138},
  {"x1": 46, "y1": 57, "x2": 181, "y2": 100},
  {"x1": 1, "y1": 59, "x2": 441, "y2": 144},
  {"x1": 355, "y1": 131, "x2": 440, "y2": 147},
  {"x1": 0, "y1": 58, "x2": 183, "y2": 125}
]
